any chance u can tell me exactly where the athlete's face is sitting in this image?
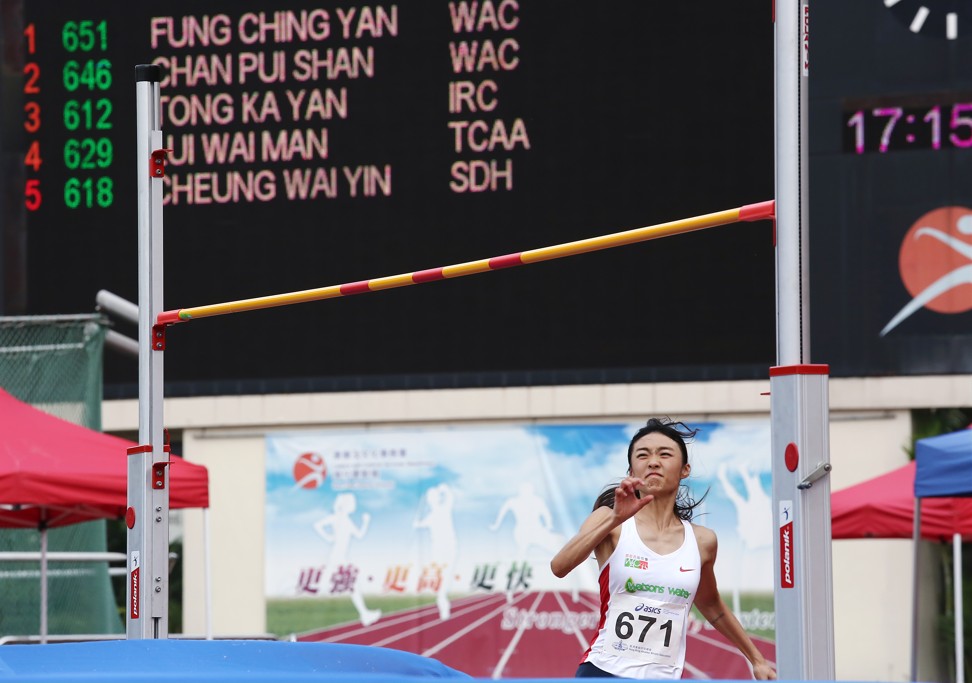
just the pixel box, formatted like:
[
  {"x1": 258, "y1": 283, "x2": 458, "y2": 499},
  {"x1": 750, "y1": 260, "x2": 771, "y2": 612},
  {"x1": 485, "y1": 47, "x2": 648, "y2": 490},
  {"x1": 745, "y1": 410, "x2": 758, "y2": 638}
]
[{"x1": 628, "y1": 432, "x2": 690, "y2": 493}]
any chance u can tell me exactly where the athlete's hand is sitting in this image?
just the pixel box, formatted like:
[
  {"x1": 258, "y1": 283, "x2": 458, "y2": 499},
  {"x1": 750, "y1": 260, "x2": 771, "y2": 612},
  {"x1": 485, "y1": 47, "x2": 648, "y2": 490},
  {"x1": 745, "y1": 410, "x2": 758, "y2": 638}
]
[
  {"x1": 752, "y1": 660, "x2": 777, "y2": 680},
  {"x1": 613, "y1": 476, "x2": 653, "y2": 520}
]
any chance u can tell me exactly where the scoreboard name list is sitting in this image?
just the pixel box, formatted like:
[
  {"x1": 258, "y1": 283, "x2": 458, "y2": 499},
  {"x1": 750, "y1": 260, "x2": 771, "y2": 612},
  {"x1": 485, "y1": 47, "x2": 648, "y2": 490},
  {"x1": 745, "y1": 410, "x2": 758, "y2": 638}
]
[{"x1": 149, "y1": 3, "x2": 530, "y2": 206}]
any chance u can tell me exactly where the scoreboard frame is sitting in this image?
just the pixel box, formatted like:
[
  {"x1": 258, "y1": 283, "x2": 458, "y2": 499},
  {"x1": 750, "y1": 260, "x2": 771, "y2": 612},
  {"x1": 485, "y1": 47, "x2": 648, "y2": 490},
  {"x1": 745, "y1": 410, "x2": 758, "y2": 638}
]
[{"x1": 2, "y1": 1, "x2": 781, "y2": 397}]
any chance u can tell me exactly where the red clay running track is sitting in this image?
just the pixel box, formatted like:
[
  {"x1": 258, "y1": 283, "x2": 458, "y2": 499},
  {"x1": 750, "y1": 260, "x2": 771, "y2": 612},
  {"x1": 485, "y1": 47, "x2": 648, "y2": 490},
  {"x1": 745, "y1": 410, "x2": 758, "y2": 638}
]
[{"x1": 297, "y1": 591, "x2": 776, "y2": 679}]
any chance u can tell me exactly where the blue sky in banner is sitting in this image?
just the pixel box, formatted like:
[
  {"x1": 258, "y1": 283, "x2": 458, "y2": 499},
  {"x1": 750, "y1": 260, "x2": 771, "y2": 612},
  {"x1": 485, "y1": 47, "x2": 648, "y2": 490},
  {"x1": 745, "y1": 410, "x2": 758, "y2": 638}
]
[{"x1": 264, "y1": 420, "x2": 772, "y2": 599}]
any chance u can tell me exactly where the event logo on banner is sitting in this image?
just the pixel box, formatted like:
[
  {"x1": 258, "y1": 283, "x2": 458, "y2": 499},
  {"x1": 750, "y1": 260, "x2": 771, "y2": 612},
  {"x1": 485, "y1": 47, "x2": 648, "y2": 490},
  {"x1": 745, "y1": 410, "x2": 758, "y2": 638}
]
[{"x1": 265, "y1": 421, "x2": 775, "y2": 677}]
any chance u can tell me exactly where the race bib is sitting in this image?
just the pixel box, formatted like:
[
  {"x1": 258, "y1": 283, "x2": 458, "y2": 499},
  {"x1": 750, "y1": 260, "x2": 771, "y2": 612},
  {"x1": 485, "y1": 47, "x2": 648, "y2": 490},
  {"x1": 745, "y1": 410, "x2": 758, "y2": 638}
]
[{"x1": 603, "y1": 593, "x2": 687, "y2": 665}]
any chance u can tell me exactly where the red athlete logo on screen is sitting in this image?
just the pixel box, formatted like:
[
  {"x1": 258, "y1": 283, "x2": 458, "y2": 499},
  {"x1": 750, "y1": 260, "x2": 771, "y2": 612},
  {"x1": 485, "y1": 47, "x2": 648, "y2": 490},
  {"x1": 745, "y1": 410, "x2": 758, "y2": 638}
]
[
  {"x1": 881, "y1": 205, "x2": 972, "y2": 336},
  {"x1": 293, "y1": 452, "x2": 327, "y2": 489}
]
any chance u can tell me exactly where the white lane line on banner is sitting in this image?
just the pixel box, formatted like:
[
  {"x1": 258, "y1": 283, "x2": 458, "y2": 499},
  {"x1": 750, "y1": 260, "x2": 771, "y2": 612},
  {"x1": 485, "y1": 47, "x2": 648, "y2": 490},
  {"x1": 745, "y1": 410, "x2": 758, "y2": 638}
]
[
  {"x1": 422, "y1": 592, "x2": 534, "y2": 658},
  {"x1": 370, "y1": 593, "x2": 507, "y2": 648},
  {"x1": 492, "y1": 592, "x2": 545, "y2": 679},
  {"x1": 552, "y1": 590, "x2": 591, "y2": 650}
]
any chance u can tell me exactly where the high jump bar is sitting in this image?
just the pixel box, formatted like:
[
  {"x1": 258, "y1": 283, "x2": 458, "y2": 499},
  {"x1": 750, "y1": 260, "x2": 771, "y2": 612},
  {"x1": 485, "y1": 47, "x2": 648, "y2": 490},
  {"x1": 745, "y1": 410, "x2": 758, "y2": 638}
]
[{"x1": 158, "y1": 200, "x2": 774, "y2": 325}]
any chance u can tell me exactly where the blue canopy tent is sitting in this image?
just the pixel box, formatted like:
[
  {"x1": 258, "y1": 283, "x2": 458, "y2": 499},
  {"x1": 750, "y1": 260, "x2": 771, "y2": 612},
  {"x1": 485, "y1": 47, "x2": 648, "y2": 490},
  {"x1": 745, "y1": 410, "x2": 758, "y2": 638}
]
[
  {"x1": 912, "y1": 427, "x2": 972, "y2": 683},
  {"x1": 915, "y1": 428, "x2": 972, "y2": 498}
]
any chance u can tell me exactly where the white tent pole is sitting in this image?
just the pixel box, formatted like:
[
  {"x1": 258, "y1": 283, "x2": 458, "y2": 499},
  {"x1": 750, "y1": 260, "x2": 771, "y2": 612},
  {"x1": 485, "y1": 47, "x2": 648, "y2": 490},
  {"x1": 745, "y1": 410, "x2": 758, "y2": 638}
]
[
  {"x1": 911, "y1": 498, "x2": 921, "y2": 682},
  {"x1": 955, "y1": 533, "x2": 964, "y2": 683},
  {"x1": 39, "y1": 526, "x2": 47, "y2": 644},
  {"x1": 205, "y1": 508, "x2": 212, "y2": 640}
]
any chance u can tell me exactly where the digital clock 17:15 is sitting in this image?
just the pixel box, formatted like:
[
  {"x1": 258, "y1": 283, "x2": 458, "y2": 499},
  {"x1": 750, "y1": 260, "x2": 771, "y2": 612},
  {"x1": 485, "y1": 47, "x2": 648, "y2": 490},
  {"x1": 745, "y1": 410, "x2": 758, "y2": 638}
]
[{"x1": 843, "y1": 101, "x2": 972, "y2": 154}]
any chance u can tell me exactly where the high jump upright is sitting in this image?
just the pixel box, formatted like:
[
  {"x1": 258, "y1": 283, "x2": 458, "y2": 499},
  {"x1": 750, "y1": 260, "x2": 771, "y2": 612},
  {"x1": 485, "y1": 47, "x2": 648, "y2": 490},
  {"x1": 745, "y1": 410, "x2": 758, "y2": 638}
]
[
  {"x1": 129, "y1": 63, "x2": 169, "y2": 639},
  {"x1": 771, "y1": 1, "x2": 836, "y2": 678}
]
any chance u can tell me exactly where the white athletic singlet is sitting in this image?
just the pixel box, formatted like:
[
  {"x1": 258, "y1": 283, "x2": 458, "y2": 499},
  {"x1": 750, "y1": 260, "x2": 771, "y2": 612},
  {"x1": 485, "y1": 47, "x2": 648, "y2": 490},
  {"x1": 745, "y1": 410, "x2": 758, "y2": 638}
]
[{"x1": 580, "y1": 518, "x2": 702, "y2": 679}]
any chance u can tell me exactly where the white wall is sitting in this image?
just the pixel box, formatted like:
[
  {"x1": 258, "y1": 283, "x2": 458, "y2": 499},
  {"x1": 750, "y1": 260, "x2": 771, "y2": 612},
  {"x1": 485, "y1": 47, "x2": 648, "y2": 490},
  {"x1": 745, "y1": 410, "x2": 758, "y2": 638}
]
[
  {"x1": 104, "y1": 374, "x2": 972, "y2": 680},
  {"x1": 180, "y1": 434, "x2": 266, "y2": 637},
  {"x1": 830, "y1": 411, "x2": 914, "y2": 681}
]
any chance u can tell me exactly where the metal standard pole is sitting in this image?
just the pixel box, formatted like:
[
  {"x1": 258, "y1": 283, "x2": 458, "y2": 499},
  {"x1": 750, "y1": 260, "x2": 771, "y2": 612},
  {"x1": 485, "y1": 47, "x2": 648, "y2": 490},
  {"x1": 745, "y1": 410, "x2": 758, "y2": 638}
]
[
  {"x1": 772, "y1": 1, "x2": 836, "y2": 678},
  {"x1": 775, "y1": 6, "x2": 810, "y2": 361},
  {"x1": 128, "y1": 63, "x2": 169, "y2": 639}
]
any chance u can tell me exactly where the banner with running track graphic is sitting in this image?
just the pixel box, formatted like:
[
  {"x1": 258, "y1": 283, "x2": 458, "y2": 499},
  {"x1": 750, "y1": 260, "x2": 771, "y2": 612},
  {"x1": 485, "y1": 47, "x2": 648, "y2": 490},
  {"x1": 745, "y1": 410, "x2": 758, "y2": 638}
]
[{"x1": 265, "y1": 420, "x2": 775, "y2": 678}]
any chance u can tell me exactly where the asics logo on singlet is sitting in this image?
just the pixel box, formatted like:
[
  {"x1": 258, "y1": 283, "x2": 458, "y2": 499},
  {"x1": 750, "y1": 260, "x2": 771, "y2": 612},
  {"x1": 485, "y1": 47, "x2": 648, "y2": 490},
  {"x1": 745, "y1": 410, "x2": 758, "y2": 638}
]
[{"x1": 634, "y1": 603, "x2": 662, "y2": 614}]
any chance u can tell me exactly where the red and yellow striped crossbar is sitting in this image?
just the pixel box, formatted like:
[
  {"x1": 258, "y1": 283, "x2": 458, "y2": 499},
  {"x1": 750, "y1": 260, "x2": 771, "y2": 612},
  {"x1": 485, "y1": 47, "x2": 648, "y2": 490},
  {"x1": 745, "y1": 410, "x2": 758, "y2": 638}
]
[{"x1": 158, "y1": 200, "x2": 774, "y2": 325}]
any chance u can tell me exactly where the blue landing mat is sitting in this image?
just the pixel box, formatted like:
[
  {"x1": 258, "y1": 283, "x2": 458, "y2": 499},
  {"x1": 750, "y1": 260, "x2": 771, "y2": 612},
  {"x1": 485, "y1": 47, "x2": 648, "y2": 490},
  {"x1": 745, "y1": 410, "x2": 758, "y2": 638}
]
[{"x1": 0, "y1": 640, "x2": 470, "y2": 682}]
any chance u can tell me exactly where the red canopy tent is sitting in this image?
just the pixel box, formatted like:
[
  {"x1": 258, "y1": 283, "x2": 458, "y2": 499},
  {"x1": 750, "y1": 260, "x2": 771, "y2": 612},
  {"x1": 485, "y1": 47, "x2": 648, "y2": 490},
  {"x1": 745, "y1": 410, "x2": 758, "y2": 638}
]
[
  {"x1": 831, "y1": 459, "x2": 972, "y2": 541},
  {"x1": 0, "y1": 387, "x2": 209, "y2": 639},
  {"x1": 0, "y1": 387, "x2": 208, "y2": 527}
]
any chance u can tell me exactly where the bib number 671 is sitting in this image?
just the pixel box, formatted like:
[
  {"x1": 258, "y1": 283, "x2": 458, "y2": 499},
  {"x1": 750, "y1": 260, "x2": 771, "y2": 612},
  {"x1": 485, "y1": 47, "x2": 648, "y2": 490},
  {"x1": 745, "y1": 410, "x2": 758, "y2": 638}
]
[{"x1": 615, "y1": 611, "x2": 673, "y2": 647}]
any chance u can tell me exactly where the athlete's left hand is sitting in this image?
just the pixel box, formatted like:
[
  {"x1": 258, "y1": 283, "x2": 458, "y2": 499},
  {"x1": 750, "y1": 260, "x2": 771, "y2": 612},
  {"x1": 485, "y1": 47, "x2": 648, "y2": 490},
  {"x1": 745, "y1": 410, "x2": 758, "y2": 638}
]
[{"x1": 752, "y1": 660, "x2": 777, "y2": 680}]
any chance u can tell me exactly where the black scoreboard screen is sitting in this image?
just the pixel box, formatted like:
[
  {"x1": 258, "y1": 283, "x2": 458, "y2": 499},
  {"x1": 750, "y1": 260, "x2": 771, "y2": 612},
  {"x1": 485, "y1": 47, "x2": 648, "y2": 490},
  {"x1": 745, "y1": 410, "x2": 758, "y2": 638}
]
[{"x1": 0, "y1": 1, "x2": 777, "y2": 395}]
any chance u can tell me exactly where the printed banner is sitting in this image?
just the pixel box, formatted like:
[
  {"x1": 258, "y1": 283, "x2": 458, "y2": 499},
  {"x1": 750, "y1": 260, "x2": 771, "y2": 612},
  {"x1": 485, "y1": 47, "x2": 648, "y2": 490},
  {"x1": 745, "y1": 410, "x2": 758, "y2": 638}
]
[{"x1": 265, "y1": 420, "x2": 775, "y2": 677}]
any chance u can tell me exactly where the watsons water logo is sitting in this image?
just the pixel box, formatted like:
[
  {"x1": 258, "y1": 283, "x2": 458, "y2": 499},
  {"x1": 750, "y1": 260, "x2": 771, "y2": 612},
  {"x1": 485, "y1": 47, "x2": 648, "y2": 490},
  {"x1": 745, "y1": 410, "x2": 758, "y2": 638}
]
[
  {"x1": 623, "y1": 578, "x2": 691, "y2": 599},
  {"x1": 625, "y1": 578, "x2": 664, "y2": 594}
]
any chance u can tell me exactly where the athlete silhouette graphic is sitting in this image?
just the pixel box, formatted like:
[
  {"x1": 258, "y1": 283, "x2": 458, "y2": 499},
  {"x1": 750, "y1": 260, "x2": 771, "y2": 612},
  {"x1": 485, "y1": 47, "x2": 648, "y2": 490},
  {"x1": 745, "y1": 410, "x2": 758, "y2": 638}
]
[
  {"x1": 717, "y1": 463, "x2": 772, "y2": 616},
  {"x1": 490, "y1": 483, "x2": 582, "y2": 602},
  {"x1": 313, "y1": 493, "x2": 382, "y2": 626},
  {"x1": 414, "y1": 484, "x2": 457, "y2": 620}
]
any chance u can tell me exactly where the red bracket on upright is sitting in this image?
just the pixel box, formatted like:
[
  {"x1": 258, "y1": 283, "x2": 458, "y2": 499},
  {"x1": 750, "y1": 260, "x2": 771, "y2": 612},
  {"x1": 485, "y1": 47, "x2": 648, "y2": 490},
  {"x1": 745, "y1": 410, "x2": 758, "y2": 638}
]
[
  {"x1": 152, "y1": 461, "x2": 170, "y2": 490},
  {"x1": 151, "y1": 323, "x2": 166, "y2": 351},
  {"x1": 150, "y1": 149, "x2": 173, "y2": 178},
  {"x1": 128, "y1": 444, "x2": 171, "y2": 488},
  {"x1": 152, "y1": 312, "x2": 184, "y2": 353},
  {"x1": 155, "y1": 430, "x2": 173, "y2": 487}
]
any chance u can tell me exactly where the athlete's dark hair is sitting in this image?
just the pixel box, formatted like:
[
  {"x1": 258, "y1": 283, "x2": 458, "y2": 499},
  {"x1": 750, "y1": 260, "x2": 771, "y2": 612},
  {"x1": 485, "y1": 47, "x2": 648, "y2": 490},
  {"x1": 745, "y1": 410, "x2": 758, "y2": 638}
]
[{"x1": 592, "y1": 417, "x2": 706, "y2": 521}]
